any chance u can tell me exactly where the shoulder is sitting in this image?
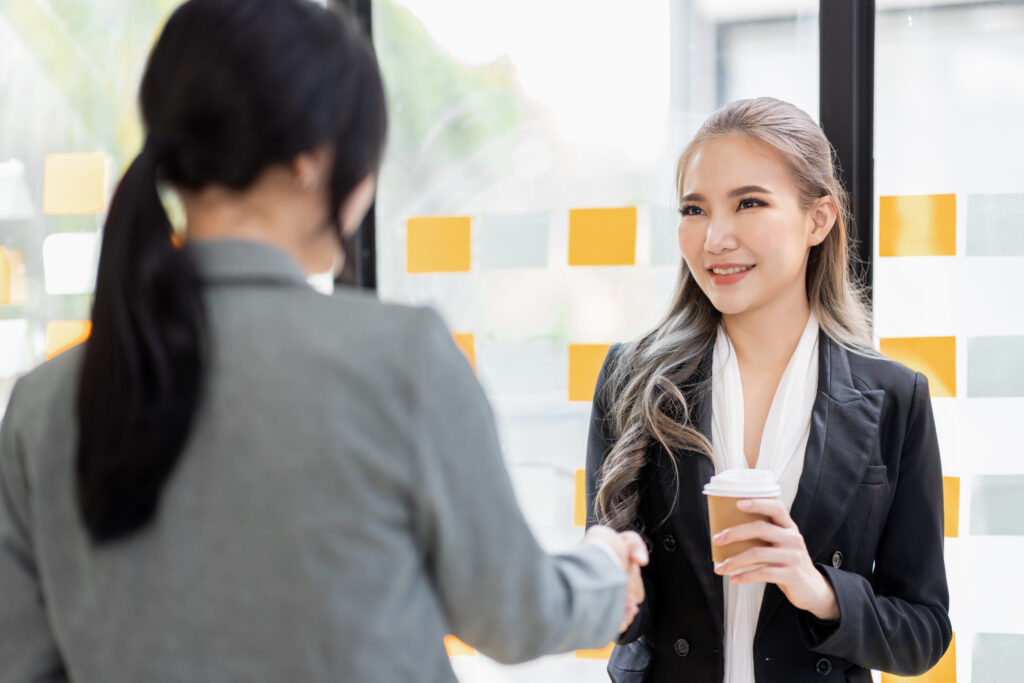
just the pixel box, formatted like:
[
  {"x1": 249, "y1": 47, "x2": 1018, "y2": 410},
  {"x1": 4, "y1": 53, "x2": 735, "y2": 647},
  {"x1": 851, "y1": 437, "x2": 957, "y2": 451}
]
[
  {"x1": 838, "y1": 343, "x2": 932, "y2": 433},
  {"x1": 314, "y1": 289, "x2": 454, "y2": 363},
  {"x1": 602, "y1": 342, "x2": 626, "y2": 372},
  {"x1": 593, "y1": 342, "x2": 627, "y2": 399},
  {"x1": 322, "y1": 294, "x2": 477, "y2": 399},
  {"x1": 1, "y1": 346, "x2": 82, "y2": 457},
  {"x1": 844, "y1": 346, "x2": 923, "y2": 401},
  {"x1": 5, "y1": 347, "x2": 82, "y2": 421}
]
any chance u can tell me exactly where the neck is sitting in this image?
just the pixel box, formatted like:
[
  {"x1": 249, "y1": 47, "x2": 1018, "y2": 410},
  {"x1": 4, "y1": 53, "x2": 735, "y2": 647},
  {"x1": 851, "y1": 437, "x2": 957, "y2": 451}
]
[
  {"x1": 180, "y1": 170, "x2": 335, "y2": 275},
  {"x1": 722, "y1": 297, "x2": 812, "y2": 371}
]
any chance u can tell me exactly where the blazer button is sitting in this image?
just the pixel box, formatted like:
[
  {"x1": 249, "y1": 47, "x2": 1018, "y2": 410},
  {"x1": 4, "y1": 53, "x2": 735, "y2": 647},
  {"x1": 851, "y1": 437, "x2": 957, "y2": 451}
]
[
  {"x1": 662, "y1": 534, "x2": 677, "y2": 553},
  {"x1": 831, "y1": 551, "x2": 843, "y2": 569},
  {"x1": 816, "y1": 657, "x2": 833, "y2": 676},
  {"x1": 674, "y1": 638, "x2": 690, "y2": 657}
]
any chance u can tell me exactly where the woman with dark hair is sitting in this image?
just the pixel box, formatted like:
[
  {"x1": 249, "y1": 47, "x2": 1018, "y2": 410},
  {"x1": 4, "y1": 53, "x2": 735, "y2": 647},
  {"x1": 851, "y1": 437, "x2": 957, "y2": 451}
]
[{"x1": 0, "y1": 1, "x2": 647, "y2": 680}]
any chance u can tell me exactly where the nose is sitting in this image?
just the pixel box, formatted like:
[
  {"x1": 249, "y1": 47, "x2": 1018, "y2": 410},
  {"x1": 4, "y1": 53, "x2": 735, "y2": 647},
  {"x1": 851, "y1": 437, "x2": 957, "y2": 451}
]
[{"x1": 703, "y1": 215, "x2": 739, "y2": 254}]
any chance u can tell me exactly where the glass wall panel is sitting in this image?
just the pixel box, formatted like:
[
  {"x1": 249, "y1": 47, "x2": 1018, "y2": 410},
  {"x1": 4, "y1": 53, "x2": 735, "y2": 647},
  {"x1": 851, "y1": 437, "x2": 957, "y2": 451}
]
[
  {"x1": 0, "y1": 0, "x2": 188, "y2": 413},
  {"x1": 372, "y1": 1, "x2": 818, "y2": 678},
  {"x1": 873, "y1": 2, "x2": 1024, "y2": 682}
]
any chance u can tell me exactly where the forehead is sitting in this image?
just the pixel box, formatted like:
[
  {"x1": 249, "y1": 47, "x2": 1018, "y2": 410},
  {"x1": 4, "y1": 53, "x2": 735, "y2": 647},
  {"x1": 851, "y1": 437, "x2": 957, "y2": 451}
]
[{"x1": 682, "y1": 135, "x2": 795, "y2": 195}]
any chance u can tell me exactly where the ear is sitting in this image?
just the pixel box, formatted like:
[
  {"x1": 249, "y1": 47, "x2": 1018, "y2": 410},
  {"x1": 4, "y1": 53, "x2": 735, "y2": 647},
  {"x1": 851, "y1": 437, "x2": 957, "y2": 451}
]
[
  {"x1": 291, "y1": 145, "x2": 333, "y2": 191},
  {"x1": 807, "y1": 196, "x2": 837, "y2": 247},
  {"x1": 340, "y1": 173, "x2": 377, "y2": 238}
]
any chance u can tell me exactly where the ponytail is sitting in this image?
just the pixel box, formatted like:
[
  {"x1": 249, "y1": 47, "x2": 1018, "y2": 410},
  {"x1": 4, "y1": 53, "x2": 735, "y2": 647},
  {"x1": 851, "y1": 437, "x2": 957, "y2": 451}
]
[
  {"x1": 76, "y1": 139, "x2": 205, "y2": 543},
  {"x1": 75, "y1": 0, "x2": 385, "y2": 543}
]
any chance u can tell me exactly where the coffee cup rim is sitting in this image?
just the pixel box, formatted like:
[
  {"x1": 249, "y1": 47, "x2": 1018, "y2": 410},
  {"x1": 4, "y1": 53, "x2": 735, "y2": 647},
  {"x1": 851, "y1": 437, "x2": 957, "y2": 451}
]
[{"x1": 702, "y1": 468, "x2": 781, "y2": 497}]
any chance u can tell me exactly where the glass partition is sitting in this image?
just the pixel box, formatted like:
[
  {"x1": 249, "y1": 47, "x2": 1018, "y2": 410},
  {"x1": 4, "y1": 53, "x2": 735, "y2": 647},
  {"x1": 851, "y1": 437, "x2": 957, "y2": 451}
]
[
  {"x1": 372, "y1": 0, "x2": 819, "y2": 677},
  {"x1": 873, "y1": 2, "x2": 1024, "y2": 681}
]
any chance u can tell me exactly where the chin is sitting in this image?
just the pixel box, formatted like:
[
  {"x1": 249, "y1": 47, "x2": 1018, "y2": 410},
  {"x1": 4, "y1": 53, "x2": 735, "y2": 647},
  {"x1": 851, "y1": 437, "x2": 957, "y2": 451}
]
[{"x1": 706, "y1": 294, "x2": 755, "y2": 317}]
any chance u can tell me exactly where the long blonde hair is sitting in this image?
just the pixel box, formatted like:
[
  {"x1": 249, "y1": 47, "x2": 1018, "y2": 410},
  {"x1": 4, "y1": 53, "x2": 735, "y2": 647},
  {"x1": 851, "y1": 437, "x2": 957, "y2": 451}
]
[{"x1": 594, "y1": 97, "x2": 874, "y2": 532}]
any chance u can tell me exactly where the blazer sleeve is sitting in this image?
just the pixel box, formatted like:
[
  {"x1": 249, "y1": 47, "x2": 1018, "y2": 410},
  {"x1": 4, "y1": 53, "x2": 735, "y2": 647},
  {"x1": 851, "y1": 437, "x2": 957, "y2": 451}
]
[
  {"x1": 799, "y1": 371, "x2": 953, "y2": 675},
  {"x1": 408, "y1": 309, "x2": 627, "y2": 664},
  {"x1": 584, "y1": 344, "x2": 655, "y2": 645},
  {"x1": 0, "y1": 382, "x2": 68, "y2": 682}
]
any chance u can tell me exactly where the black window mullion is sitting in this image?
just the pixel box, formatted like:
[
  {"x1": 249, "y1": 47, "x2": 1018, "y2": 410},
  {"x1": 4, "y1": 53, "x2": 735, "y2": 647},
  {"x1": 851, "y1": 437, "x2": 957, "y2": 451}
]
[
  {"x1": 330, "y1": 0, "x2": 377, "y2": 291},
  {"x1": 819, "y1": 0, "x2": 875, "y2": 301}
]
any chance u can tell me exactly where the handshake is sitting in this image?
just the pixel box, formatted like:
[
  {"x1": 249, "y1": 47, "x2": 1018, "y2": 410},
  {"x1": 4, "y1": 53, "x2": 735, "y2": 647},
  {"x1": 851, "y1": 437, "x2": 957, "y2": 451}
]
[{"x1": 584, "y1": 526, "x2": 650, "y2": 634}]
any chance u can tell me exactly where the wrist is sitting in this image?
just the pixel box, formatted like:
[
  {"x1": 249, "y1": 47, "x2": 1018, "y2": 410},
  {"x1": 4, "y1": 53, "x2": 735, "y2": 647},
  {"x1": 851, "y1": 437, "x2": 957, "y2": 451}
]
[
  {"x1": 588, "y1": 537, "x2": 628, "y2": 572},
  {"x1": 808, "y1": 570, "x2": 840, "y2": 621}
]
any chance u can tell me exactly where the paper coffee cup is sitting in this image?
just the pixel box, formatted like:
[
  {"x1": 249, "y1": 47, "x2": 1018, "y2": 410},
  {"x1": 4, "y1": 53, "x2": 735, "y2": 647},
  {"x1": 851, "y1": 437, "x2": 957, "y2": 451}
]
[{"x1": 703, "y1": 469, "x2": 781, "y2": 565}]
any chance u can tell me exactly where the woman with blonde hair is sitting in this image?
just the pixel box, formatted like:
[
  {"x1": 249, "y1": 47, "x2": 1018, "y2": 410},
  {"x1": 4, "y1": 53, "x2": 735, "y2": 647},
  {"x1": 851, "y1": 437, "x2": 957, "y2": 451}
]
[{"x1": 586, "y1": 97, "x2": 951, "y2": 682}]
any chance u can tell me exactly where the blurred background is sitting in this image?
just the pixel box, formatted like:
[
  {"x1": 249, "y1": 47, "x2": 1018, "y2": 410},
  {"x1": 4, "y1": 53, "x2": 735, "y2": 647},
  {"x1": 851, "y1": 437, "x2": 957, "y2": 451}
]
[{"x1": 2, "y1": 0, "x2": 1023, "y2": 680}]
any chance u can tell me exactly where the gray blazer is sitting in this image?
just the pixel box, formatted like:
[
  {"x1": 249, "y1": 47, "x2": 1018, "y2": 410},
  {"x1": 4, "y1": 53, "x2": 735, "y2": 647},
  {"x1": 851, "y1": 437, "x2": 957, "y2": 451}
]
[{"x1": 0, "y1": 240, "x2": 625, "y2": 683}]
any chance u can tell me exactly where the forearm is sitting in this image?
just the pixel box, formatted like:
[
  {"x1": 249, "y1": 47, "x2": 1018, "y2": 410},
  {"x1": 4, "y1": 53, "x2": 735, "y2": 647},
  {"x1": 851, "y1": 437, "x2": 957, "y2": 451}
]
[{"x1": 800, "y1": 565, "x2": 952, "y2": 675}]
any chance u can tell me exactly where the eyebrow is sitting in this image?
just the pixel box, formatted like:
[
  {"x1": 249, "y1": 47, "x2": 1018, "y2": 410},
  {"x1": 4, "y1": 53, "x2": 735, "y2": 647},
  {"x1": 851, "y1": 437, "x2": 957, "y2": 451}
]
[{"x1": 681, "y1": 185, "x2": 773, "y2": 203}]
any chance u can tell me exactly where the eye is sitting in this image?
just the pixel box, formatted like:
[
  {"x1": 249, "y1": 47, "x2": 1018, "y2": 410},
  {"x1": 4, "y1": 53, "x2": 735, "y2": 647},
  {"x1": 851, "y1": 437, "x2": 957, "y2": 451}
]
[
  {"x1": 737, "y1": 197, "x2": 767, "y2": 210},
  {"x1": 680, "y1": 204, "x2": 705, "y2": 216}
]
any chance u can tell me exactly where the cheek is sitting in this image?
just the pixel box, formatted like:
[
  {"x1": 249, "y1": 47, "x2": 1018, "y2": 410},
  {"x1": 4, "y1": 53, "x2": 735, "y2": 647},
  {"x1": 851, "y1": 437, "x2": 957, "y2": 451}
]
[{"x1": 677, "y1": 221, "x2": 704, "y2": 262}]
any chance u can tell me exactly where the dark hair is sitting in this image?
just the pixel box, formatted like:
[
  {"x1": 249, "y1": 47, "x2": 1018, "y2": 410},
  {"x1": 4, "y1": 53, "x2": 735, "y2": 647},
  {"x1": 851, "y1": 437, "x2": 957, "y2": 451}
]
[{"x1": 76, "y1": 0, "x2": 387, "y2": 543}]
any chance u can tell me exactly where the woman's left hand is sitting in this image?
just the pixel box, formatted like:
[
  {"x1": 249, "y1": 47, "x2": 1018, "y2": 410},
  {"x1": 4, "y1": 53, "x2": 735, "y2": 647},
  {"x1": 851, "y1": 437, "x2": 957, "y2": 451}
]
[{"x1": 712, "y1": 498, "x2": 840, "y2": 621}]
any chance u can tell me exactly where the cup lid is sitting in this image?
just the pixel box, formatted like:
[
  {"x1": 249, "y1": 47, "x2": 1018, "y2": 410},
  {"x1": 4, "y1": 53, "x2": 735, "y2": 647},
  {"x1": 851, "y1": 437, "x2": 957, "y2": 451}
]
[{"x1": 703, "y1": 468, "x2": 781, "y2": 497}]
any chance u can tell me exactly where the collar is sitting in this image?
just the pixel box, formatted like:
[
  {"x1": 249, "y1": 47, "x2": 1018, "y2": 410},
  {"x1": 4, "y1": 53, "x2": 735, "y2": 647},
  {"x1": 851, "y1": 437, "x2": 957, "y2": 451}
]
[{"x1": 185, "y1": 239, "x2": 310, "y2": 288}]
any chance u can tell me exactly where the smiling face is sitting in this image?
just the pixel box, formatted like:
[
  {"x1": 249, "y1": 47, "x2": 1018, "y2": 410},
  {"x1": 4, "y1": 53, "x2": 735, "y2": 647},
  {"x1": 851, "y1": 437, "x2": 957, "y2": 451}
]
[{"x1": 677, "y1": 134, "x2": 834, "y2": 323}]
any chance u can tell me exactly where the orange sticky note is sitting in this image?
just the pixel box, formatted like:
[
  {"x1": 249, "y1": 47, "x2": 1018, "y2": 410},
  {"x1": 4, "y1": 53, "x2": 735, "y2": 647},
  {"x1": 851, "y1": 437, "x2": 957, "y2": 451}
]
[
  {"x1": 0, "y1": 247, "x2": 27, "y2": 305},
  {"x1": 574, "y1": 468, "x2": 587, "y2": 527},
  {"x1": 576, "y1": 643, "x2": 614, "y2": 659},
  {"x1": 881, "y1": 633, "x2": 956, "y2": 682},
  {"x1": 879, "y1": 194, "x2": 956, "y2": 257},
  {"x1": 406, "y1": 216, "x2": 471, "y2": 273},
  {"x1": 444, "y1": 635, "x2": 476, "y2": 657},
  {"x1": 43, "y1": 152, "x2": 108, "y2": 215},
  {"x1": 452, "y1": 333, "x2": 476, "y2": 373},
  {"x1": 879, "y1": 337, "x2": 956, "y2": 398},
  {"x1": 569, "y1": 207, "x2": 637, "y2": 266},
  {"x1": 943, "y1": 476, "x2": 960, "y2": 538},
  {"x1": 45, "y1": 321, "x2": 91, "y2": 360},
  {"x1": 569, "y1": 343, "x2": 612, "y2": 402}
]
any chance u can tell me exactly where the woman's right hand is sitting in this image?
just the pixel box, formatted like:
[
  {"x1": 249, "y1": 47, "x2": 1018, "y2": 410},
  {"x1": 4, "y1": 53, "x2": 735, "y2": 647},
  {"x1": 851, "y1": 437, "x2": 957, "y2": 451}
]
[{"x1": 585, "y1": 526, "x2": 649, "y2": 632}]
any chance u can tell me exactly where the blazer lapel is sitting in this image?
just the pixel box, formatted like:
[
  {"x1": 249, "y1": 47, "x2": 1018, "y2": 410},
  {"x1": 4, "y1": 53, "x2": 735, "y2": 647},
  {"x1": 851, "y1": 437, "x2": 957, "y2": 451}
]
[
  {"x1": 755, "y1": 333, "x2": 885, "y2": 637},
  {"x1": 652, "y1": 349, "x2": 725, "y2": 642}
]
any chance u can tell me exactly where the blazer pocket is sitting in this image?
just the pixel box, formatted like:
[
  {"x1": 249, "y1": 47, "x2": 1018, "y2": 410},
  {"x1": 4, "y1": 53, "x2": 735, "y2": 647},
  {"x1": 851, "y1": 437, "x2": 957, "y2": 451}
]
[
  {"x1": 862, "y1": 464, "x2": 888, "y2": 486},
  {"x1": 608, "y1": 637, "x2": 655, "y2": 682}
]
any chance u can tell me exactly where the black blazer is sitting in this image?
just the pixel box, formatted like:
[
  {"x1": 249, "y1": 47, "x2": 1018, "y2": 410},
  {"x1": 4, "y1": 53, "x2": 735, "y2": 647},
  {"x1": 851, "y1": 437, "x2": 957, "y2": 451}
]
[{"x1": 586, "y1": 332, "x2": 952, "y2": 683}]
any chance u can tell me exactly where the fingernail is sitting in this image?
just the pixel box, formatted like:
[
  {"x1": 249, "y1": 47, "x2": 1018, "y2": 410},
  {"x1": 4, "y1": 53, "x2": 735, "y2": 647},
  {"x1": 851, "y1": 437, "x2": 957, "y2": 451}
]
[
  {"x1": 712, "y1": 532, "x2": 725, "y2": 544},
  {"x1": 714, "y1": 561, "x2": 726, "y2": 574},
  {"x1": 738, "y1": 500, "x2": 752, "y2": 510}
]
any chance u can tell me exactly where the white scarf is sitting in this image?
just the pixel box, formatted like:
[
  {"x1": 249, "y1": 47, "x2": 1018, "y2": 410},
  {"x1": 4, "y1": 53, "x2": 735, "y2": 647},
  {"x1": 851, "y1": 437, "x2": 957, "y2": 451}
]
[{"x1": 711, "y1": 312, "x2": 820, "y2": 683}]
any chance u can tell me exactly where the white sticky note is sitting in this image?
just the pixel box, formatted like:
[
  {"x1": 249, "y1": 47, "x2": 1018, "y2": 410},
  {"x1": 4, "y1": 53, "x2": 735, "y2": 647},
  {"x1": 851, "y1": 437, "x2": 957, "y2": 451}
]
[
  {"x1": 42, "y1": 232, "x2": 100, "y2": 295},
  {"x1": 0, "y1": 159, "x2": 34, "y2": 221},
  {"x1": 0, "y1": 319, "x2": 32, "y2": 378}
]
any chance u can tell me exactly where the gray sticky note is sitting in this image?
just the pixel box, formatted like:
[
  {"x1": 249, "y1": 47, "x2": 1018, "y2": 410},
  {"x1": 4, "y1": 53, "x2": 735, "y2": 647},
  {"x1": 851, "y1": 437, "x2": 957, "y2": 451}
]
[
  {"x1": 968, "y1": 336, "x2": 1024, "y2": 397},
  {"x1": 477, "y1": 213, "x2": 549, "y2": 269},
  {"x1": 974, "y1": 633, "x2": 1024, "y2": 681},
  {"x1": 650, "y1": 206, "x2": 682, "y2": 266},
  {"x1": 967, "y1": 194, "x2": 1024, "y2": 256},
  {"x1": 970, "y1": 475, "x2": 1024, "y2": 535},
  {"x1": 476, "y1": 338, "x2": 563, "y2": 397}
]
